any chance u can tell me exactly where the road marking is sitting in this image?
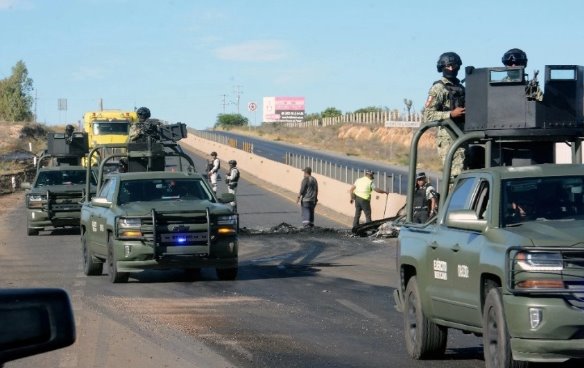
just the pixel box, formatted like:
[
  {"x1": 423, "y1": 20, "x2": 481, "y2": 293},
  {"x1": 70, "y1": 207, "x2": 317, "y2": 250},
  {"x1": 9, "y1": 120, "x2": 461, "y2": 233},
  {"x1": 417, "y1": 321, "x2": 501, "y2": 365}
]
[{"x1": 336, "y1": 299, "x2": 381, "y2": 320}]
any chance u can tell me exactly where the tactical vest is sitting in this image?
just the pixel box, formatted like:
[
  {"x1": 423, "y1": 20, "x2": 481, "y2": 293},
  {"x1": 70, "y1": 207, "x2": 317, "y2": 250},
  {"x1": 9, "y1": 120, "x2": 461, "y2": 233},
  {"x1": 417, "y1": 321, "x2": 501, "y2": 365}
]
[
  {"x1": 413, "y1": 184, "x2": 428, "y2": 209},
  {"x1": 433, "y1": 80, "x2": 465, "y2": 109}
]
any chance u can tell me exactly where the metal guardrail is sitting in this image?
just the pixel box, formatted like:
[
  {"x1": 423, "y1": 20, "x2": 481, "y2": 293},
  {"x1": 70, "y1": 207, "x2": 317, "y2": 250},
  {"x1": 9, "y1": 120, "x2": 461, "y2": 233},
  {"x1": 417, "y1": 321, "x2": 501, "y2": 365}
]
[
  {"x1": 284, "y1": 152, "x2": 405, "y2": 194},
  {"x1": 192, "y1": 130, "x2": 420, "y2": 195}
]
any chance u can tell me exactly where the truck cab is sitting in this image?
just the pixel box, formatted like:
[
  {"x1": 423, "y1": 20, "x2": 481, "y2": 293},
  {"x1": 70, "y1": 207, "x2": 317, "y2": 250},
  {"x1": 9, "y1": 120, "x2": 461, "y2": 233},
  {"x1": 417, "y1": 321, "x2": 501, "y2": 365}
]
[{"x1": 394, "y1": 65, "x2": 584, "y2": 366}]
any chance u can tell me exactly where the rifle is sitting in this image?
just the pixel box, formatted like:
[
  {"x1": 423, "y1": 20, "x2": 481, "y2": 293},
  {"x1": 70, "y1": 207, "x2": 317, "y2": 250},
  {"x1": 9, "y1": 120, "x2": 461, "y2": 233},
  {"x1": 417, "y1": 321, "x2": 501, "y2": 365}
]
[{"x1": 525, "y1": 70, "x2": 543, "y2": 101}]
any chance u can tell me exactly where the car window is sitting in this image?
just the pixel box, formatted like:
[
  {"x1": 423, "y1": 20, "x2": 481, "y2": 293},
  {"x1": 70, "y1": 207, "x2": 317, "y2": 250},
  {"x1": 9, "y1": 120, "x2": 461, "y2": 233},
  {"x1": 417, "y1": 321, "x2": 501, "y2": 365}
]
[
  {"x1": 502, "y1": 176, "x2": 584, "y2": 226},
  {"x1": 97, "y1": 178, "x2": 116, "y2": 201},
  {"x1": 118, "y1": 178, "x2": 213, "y2": 205},
  {"x1": 445, "y1": 177, "x2": 477, "y2": 212},
  {"x1": 34, "y1": 169, "x2": 95, "y2": 187}
]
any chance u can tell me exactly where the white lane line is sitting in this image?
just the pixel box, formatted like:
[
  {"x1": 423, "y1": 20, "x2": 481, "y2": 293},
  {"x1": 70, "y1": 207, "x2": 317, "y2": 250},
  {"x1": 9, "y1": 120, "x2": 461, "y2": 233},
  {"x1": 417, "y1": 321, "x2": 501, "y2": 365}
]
[{"x1": 336, "y1": 299, "x2": 381, "y2": 320}]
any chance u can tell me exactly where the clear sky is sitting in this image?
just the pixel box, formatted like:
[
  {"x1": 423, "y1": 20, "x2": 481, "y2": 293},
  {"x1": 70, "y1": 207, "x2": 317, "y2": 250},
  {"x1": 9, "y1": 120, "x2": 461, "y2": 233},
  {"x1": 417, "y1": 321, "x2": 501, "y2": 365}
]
[{"x1": 1, "y1": 0, "x2": 583, "y2": 130}]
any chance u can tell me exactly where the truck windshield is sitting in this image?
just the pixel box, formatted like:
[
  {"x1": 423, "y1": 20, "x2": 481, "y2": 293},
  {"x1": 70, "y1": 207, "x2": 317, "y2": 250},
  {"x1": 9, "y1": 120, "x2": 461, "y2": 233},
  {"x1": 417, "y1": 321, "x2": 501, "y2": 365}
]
[
  {"x1": 93, "y1": 120, "x2": 130, "y2": 135},
  {"x1": 36, "y1": 170, "x2": 97, "y2": 187},
  {"x1": 502, "y1": 176, "x2": 584, "y2": 226},
  {"x1": 118, "y1": 178, "x2": 214, "y2": 205}
]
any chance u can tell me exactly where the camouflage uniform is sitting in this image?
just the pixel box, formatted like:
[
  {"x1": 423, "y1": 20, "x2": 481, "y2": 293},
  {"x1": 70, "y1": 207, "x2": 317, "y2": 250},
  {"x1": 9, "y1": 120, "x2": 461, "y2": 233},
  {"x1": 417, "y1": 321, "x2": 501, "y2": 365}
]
[{"x1": 423, "y1": 77, "x2": 465, "y2": 176}]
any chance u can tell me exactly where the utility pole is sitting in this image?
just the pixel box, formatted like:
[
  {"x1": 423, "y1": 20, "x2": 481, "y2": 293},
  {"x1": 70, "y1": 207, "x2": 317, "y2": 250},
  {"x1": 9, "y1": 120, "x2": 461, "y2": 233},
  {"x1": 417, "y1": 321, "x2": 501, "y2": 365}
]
[
  {"x1": 233, "y1": 85, "x2": 243, "y2": 114},
  {"x1": 220, "y1": 94, "x2": 228, "y2": 113}
]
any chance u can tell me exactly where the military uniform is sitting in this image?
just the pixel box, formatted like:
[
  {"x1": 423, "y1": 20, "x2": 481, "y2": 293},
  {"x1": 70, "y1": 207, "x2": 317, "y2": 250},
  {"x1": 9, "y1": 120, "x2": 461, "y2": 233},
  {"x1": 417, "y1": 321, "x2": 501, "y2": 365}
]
[
  {"x1": 412, "y1": 181, "x2": 437, "y2": 224},
  {"x1": 423, "y1": 77, "x2": 466, "y2": 176}
]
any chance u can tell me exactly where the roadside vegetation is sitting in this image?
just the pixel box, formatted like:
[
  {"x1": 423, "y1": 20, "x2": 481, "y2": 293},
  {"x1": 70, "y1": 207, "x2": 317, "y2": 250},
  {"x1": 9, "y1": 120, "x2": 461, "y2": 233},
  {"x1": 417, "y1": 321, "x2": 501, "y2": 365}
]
[{"x1": 214, "y1": 112, "x2": 441, "y2": 172}]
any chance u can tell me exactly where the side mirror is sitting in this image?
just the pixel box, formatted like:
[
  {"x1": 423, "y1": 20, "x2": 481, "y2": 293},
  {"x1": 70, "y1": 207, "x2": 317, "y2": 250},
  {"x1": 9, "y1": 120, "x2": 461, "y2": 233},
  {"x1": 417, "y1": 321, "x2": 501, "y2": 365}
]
[
  {"x1": 91, "y1": 197, "x2": 112, "y2": 208},
  {"x1": 445, "y1": 209, "x2": 487, "y2": 232},
  {"x1": 219, "y1": 193, "x2": 235, "y2": 204},
  {"x1": 0, "y1": 288, "x2": 75, "y2": 364}
]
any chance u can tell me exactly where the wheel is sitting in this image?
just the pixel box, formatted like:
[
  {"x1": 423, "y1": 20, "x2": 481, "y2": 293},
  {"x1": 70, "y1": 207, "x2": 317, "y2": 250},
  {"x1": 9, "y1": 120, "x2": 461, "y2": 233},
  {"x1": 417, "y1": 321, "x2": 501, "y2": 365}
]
[
  {"x1": 403, "y1": 276, "x2": 447, "y2": 359},
  {"x1": 82, "y1": 231, "x2": 102, "y2": 276},
  {"x1": 107, "y1": 235, "x2": 129, "y2": 283},
  {"x1": 184, "y1": 268, "x2": 201, "y2": 281},
  {"x1": 27, "y1": 227, "x2": 39, "y2": 236},
  {"x1": 483, "y1": 286, "x2": 529, "y2": 368},
  {"x1": 216, "y1": 267, "x2": 238, "y2": 281}
]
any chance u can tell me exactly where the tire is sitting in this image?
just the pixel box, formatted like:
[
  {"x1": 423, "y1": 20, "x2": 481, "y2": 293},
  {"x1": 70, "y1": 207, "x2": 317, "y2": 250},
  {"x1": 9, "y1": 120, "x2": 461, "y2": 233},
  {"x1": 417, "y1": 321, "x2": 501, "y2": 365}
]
[
  {"x1": 483, "y1": 286, "x2": 529, "y2": 368},
  {"x1": 27, "y1": 227, "x2": 39, "y2": 236},
  {"x1": 403, "y1": 276, "x2": 448, "y2": 359},
  {"x1": 82, "y1": 231, "x2": 102, "y2": 276},
  {"x1": 216, "y1": 267, "x2": 238, "y2": 281},
  {"x1": 107, "y1": 235, "x2": 129, "y2": 283}
]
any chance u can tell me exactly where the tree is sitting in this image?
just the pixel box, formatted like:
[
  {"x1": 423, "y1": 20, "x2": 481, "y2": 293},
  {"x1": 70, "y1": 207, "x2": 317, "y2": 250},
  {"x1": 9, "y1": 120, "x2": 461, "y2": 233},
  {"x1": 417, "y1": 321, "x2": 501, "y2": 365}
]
[
  {"x1": 303, "y1": 112, "x2": 321, "y2": 122},
  {"x1": 0, "y1": 60, "x2": 34, "y2": 122},
  {"x1": 214, "y1": 113, "x2": 249, "y2": 129},
  {"x1": 321, "y1": 107, "x2": 342, "y2": 118},
  {"x1": 353, "y1": 106, "x2": 383, "y2": 114}
]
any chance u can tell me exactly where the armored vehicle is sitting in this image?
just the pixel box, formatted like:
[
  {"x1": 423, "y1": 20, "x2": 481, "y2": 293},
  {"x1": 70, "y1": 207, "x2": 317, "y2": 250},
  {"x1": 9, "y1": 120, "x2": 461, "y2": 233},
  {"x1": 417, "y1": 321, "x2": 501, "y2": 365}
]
[
  {"x1": 22, "y1": 131, "x2": 94, "y2": 235},
  {"x1": 79, "y1": 122, "x2": 238, "y2": 283},
  {"x1": 394, "y1": 65, "x2": 584, "y2": 366}
]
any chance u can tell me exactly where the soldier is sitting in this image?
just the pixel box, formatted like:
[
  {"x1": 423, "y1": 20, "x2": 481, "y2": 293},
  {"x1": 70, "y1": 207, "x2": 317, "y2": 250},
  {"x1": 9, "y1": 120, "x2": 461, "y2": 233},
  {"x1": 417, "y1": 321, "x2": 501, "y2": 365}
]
[
  {"x1": 207, "y1": 152, "x2": 220, "y2": 193},
  {"x1": 129, "y1": 107, "x2": 161, "y2": 142},
  {"x1": 501, "y1": 48, "x2": 543, "y2": 101},
  {"x1": 225, "y1": 160, "x2": 240, "y2": 210},
  {"x1": 412, "y1": 172, "x2": 438, "y2": 224},
  {"x1": 423, "y1": 51, "x2": 466, "y2": 176}
]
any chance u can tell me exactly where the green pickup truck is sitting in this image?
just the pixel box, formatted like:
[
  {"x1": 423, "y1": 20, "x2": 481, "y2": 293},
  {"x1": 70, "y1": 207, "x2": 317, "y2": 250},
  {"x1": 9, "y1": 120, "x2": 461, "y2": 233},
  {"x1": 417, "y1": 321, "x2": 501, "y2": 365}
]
[
  {"x1": 394, "y1": 64, "x2": 584, "y2": 367},
  {"x1": 80, "y1": 123, "x2": 238, "y2": 283},
  {"x1": 23, "y1": 165, "x2": 97, "y2": 236}
]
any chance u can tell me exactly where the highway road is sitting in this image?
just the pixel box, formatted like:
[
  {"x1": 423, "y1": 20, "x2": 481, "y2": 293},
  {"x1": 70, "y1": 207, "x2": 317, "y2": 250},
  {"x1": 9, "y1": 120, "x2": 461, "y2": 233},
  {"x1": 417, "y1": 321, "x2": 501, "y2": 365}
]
[
  {"x1": 5, "y1": 148, "x2": 577, "y2": 368},
  {"x1": 198, "y1": 130, "x2": 420, "y2": 195}
]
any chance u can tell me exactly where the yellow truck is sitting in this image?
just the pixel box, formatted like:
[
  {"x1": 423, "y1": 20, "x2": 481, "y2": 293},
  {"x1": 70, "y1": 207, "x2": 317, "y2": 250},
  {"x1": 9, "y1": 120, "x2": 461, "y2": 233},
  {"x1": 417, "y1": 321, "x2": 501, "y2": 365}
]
[
  {"x1": 83, "y1": 110, "x2": 138, "y2": 147},
  {"x1": 82, "y1": 110, "x2": 138, "y2": 167}
]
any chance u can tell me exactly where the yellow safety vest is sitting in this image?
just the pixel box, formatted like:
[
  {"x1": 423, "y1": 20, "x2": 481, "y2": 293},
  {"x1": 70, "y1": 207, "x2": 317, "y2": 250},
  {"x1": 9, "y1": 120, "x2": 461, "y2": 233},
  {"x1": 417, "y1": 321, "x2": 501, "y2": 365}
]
[{"x1": 354, "y1": 176, "x2": 373, "y2": 200}]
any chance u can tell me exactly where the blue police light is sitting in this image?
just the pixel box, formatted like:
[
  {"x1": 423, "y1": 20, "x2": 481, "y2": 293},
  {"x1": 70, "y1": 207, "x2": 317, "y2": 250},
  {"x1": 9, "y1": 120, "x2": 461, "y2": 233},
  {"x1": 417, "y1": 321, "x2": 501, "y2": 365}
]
[{"x1": 176, "y1": 236, "x2": 187, "y2": 244}]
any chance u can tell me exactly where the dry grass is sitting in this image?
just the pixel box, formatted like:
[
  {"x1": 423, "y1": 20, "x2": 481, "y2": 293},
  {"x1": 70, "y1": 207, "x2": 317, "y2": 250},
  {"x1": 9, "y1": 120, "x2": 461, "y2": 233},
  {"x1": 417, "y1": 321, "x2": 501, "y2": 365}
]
[{"x1": 230, "y1": 123, "x2": 442, "y2": 172}]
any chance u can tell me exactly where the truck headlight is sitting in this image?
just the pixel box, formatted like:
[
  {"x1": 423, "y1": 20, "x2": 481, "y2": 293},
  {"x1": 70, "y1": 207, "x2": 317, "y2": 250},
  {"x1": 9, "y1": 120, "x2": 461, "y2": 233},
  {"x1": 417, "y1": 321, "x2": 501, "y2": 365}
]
[
  {"x1": 27, "y1": 194, "x2": 47, "y2": 209},
  {"x1": 215, "y1": 215, "x2": 237, "y2": 235},
  {"x1": 515, "y1": 251, "x2": 565, "y2": 289},
  {"x1": 216, "y1": 215, "x2": 237, "y2": 226},
  {"x1": 516, "y1": 252, "x2": 563, "y2": 271},
  {"x1": 117, "y1": 217, "x2": 142, "y2": 238}
]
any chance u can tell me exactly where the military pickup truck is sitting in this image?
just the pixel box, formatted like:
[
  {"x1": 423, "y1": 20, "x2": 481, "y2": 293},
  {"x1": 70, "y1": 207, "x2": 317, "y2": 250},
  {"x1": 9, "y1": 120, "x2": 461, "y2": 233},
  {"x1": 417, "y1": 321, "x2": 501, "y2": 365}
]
[
  {"x1": 394, "y1": 64, "x2": 584, "y2": 367},
  {"x1": 80, "y1": 123, "x2": 239, "y2": 283},
  {"x1": 22, "y1": 132, "x2": 94, "y2": 235}
]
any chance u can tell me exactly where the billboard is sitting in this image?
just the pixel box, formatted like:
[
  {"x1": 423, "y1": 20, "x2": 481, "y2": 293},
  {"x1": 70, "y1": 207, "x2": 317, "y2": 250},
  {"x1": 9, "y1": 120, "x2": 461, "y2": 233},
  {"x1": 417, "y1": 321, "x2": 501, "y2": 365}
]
[{"x1": 263, "y1": 96, "x2": 305, "y2": 123}]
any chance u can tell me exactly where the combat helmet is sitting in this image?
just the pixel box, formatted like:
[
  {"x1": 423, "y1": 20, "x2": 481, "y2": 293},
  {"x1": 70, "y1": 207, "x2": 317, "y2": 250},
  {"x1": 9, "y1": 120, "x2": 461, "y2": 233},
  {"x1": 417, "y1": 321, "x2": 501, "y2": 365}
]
[
  {"x1": 502, "y1": 48, "x2": 527, "y2": 67},
  {"x1": 436, "y1": 52, "x2": 462, "y2": 72},
  {"x1": 136, "y1": 107, "x2": 151, "y2": 121}
]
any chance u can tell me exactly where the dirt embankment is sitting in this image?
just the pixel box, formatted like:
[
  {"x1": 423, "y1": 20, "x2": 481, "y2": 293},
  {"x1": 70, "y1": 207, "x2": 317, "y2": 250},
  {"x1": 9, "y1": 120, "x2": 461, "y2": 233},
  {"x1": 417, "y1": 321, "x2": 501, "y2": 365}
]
[{"x1": 233, "y1": 123, "x2": 440, "y2": 171}]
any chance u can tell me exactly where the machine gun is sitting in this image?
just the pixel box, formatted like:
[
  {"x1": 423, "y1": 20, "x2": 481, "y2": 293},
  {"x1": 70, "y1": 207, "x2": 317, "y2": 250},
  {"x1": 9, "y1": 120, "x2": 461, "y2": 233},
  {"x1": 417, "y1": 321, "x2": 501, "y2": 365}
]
[
  {"x1": 525, "y1": 70, "x2": 543, "y2": 101},
  {"x1": 131, "y1": 120, "x2": 187, "y2": 143}
]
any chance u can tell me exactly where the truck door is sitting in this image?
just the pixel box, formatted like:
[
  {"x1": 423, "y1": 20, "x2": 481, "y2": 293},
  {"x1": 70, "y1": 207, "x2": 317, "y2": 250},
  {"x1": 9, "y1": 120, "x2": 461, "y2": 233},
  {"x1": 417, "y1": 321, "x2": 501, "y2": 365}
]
[
  {"x1": 89, "y1": 178, "x2": 117, "y2": 255},
  {"x1": 428, "y1": 177, "x2": 480, "y2": 322},
  {"x1": 443, "y1": 178, "x2": 489, "y2": 327}
]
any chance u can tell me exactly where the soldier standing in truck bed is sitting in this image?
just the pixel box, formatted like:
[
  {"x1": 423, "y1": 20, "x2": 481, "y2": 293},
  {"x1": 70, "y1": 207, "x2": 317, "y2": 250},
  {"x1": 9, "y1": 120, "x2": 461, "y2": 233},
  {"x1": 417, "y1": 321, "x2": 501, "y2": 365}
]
[{"x1": 423, "y1": 51, "x2": 466, "y2": 176}]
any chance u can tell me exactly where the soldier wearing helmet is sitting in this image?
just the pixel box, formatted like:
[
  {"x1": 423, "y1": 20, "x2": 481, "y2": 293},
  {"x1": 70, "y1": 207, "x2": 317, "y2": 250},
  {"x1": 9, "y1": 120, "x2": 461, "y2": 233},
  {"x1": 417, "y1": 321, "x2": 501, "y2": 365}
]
[
  {"x1": 129, "y1": 106, "x2": 161, "y2": 142},
  {"x1": 349, "y1": 169, "x2": 388, "y2": 232},
  {"x1": 207, "y1": 152, "x2": 220, "y2": 193},
  {"x1": 501, "y1": 48, "x2": 543, "y2": 101},
  {"x1": 225, "y1": 159, "x2": 240, "y2": 210},
  {"x1": 423, "y1": 51, "x2": 466, "y2": 176}
]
